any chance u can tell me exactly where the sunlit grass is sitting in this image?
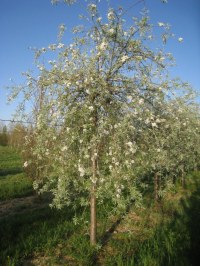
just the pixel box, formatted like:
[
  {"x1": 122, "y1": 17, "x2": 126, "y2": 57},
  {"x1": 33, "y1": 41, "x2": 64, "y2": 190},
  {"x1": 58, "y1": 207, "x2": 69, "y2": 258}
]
[
  {"x1": 0, "y1": 173, "x2": 33, "y2": 200},
  {"x1": 0, "y1": 146, "x2": 33, "y2": 201},
  {"x1": 0, "y1": 146, "x2": 23, "y2": 174}
]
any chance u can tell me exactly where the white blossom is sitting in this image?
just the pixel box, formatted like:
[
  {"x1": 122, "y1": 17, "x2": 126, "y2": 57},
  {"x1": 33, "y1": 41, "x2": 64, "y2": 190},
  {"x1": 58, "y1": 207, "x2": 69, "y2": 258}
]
[
  {"x1": 89, "y1": 4, "x2": 97, "y2": 14},
  {"x1": 121, "y1": 55, "x2": 129, "y2": 63},
  {"x1": 57, "y1": 43, "x2": 64, "y2": 49},
  {"x1": 152, "y1": 122, "x2": 157, "y2": 127},
  {"x1": 130, "y1": 147, "x2": 137, "y2": 154},
  {"x1": 23, "y1": 161, "x2": 28, "y2": 168},
  {"x1": 99, "y1": 41, "x2": 108, "y2": 51},
  {"x1": 88, "y1": 106, "x2": 94, "y2": 111},
  {"x1": 126, "y1": 141, "x2": 133, "y2": 147},
  {"x1": 90, "y1": 4, "x2": 96, "y2": 9},
  {"x1": 109, "y1": 28, "x2": 115, "y2": 34},
  {"x1": 158, "y1": 22, "x2": 165, "y2": 27},
  {"x1": 61, "y1": 146, "x2": 68, "y2": 151},
  {"x1": 59, "y1": 24, "x2": 65, "y2": 31},
  {"x1": 107, "y1": 11, "x2": 114, "y2": 20},
  {"x1": 48, "y1": 44, "x2": 56, "y2": 50},
  {"x1": 78, "y1": 165, "x2": 85, "y2": 177},
  {"x1": 138, "y1": 98, "x2": 144, "y2": 105},
  {"x1": 117, "y1": 188, "x2": 121, "y2": 193},
  {"x1": 100, "y1": 178, "x2": 105, "y2": 183},
  {"x1": 96, "y1": 17, "x2": 102, "y2": 22}
]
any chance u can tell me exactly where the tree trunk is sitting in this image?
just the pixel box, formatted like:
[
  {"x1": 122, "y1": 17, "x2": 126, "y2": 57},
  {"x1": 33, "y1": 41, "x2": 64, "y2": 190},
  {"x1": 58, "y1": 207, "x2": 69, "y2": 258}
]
[
  {"x1": 154, "y1": 172, "x2": 159, "y2": 201},
  {"x1": 90, "y1": 183, "x2": 97, "y2": 245},
  {"x1": 90, "y1": 153, "x2": 97, "y2": 245},
  {"x1": 90, "y1": 104, "x2": 98, "y2": 245}
]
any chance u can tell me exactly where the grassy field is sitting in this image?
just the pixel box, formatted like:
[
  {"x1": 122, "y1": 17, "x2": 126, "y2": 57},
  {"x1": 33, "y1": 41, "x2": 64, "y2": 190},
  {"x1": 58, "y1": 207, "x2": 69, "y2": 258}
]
[
  {"x1": 0, "y1": 146, "x2": 200, "y2": 265},
  {"x1": 0, "y1": 146, "x2": 33, "y2": 200},
  {"x1": 0, "y1": 146, "x2": 23, "y2": 176}
]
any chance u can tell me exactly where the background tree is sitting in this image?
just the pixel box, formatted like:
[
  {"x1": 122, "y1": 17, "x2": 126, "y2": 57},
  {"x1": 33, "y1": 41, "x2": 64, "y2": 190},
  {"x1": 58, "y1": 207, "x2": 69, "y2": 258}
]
[
  {"x1": 0, "y1": 123, "x2": 8, "y2": 146},
  {"x1": 8, "y1": 123, "x2": 27, "y2": 149}
]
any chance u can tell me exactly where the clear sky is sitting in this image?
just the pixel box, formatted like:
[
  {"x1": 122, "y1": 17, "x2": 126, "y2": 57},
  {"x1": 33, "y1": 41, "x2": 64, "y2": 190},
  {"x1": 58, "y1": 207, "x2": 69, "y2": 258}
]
[{"x1": 0, "y1": 0, "x2": 200, "y2": 121}]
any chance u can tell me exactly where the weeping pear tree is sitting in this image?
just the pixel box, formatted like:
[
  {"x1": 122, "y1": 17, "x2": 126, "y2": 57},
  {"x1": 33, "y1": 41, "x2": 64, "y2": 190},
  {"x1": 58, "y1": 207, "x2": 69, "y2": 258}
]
[
  {"x1": 139, "y1": 90, "x2": 200, "y2": 199},
  {"x1": 166, "y1": 96, "x2": 200, "y2": 184},
  {"x1": 9, "y1": 0, "x2": 189, "y2": 245},
  {"x1": 126, "y1": 80, "x2": 196, "y2": 200}
]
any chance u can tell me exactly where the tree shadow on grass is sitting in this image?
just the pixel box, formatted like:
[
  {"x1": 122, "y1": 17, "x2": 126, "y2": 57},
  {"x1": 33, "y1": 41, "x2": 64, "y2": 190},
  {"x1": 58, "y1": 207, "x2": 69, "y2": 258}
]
[
  {"x1": 179, "y1": 176, "x2": 200, "y2": 265},
  {"x1": 92, "y1": 201, "x2": 135, "y2": 265},
  {"x1": 99, "y1": 200, "x2": 135, "y2": 247},
  {"x1": 0, "y1": 167, "x2": 23, "y2": 176}
]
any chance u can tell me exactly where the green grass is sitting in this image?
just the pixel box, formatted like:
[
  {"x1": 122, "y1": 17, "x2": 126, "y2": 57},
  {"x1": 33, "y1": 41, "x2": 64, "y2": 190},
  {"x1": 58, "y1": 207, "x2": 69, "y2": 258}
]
[
  {"x1": 0, "y1": 146, "x2": 33, "y2": 201},
  {"x1": 100, "y1": 174, "x2": 200, "y2": 266},
  {"x1": 0, "y1": 146, "x2": 200, "y2": 266},
  {"x1": 0, "y1": 173, "x2": 33, "y2": 200},
  {"x1": 0, "y1": 206, "x2": 76, "y2": 266},
  {"x1": 0, "y1": 146, "x2": 23, "y2": 176},
  {"x1": 1, "y1": 175, "x2": 200, "y2": 266}
]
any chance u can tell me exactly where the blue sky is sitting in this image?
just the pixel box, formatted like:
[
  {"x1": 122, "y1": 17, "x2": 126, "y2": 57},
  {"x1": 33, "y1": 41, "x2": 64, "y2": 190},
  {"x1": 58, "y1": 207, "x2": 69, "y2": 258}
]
[{"x1": 0, "y1": 0, "x2": 200, "y2": 121}]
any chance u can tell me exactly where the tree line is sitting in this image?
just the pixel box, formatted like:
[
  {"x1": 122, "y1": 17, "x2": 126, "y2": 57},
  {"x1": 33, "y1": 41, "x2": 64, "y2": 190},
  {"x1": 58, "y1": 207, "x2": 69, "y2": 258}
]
[{"x1": 0, "y1": 122, "x2": 27, "y2": 148}]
